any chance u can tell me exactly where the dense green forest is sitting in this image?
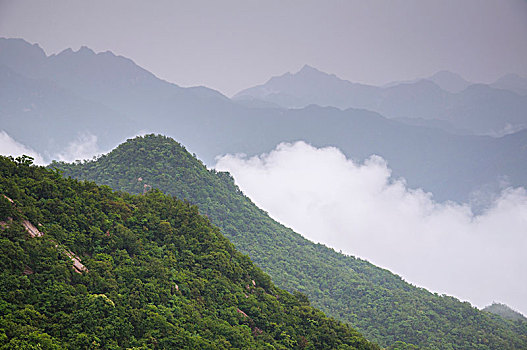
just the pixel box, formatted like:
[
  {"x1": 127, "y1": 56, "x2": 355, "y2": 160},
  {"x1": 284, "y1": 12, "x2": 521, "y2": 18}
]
[
  {"x1": 51, "y1": 134, "x2": 527, "y2": 349},
  {"x1": 0, "y1": 155, "x2": 379, "y2": 349}
]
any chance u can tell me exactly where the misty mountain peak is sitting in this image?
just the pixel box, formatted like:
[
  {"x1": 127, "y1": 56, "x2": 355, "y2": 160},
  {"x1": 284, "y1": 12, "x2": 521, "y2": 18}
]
[
  {"x1": 0, "y1": 37, "x2": 46, "y2": 57},
  {"x1": 0, "y1": 38, "x2": 47, "y2": 76},
  {"x1": 491, "y1": 73, "x2": 527, "y2": 95},
  {"x1": 78, "y1": 45, "x2": 95, "y2": 55},
  {"x1": 56, "y1": 47, "x2": 74, "y2": 56},
  {"x1": 296, "y1": 64, "x2": 339, "y2": 80},
  {"x1": 236, "y1": 65, "x2": 355, "y2": 106},
  {"x1": 48, "y1": 43, "x2": 159, "y2": 85},
  {"x1": 56, "y1": 45, "x2": 96, "y2": 57},
  {"x1": 427, "y1": 70, "x2": 470, "y2": 93},
  {"x1": 265, "y1": 65, "x2": 336, "y2": 84},
  {"x1": 298, "y1": 64, "x2": 322, "y2": 74}
]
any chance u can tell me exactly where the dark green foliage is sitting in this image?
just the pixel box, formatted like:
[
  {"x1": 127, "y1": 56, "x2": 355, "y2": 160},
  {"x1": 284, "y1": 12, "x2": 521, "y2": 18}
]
[
  {"x1": 0, "y1": 155, "x2": 378, "y2": 349},
  {"x1": 51, "y1": 134, "x2": 527, "y2": 349}
]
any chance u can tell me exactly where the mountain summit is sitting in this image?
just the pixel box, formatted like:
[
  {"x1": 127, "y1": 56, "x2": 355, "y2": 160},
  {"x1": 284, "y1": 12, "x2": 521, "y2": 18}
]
[
  {"x1": 51, "y1": 134, "x2": 527, "y2": 349},
  {"x1": 1, "y1": 154, "x2": 379, "y2": 349},
  {"x1": 426, "y1": 70, "x2": 471, "y2": 93},
  {"x1": 234, "y1": 65, "x2": 527, "y2": 136},
  {"x1": 234, "y1": 65, "x2": 377, "y2": 109}
]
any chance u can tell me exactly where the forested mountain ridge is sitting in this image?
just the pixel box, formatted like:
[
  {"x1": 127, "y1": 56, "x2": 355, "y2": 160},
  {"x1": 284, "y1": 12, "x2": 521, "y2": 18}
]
[
  {"x1": 51, "y1": 134, "x2": 527, "y2": 349},
  {"x1": 483, "y1": 303, "x2": 527, "y2": 322},
  {"x1": 0, "y1": 155, "x2": 379, "y2": 349}
]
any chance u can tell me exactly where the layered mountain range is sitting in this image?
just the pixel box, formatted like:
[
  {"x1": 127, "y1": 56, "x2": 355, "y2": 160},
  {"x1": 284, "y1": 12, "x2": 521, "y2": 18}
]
[
  {"x1": 1, "y1": 38, "x2": 527, "y2": 204},
  {"x1": 1, "y1": 36, "x2": 526, "y2": 349},
  {"x1": 234, "y1": 65, "x2": 527, "y2": 136}
]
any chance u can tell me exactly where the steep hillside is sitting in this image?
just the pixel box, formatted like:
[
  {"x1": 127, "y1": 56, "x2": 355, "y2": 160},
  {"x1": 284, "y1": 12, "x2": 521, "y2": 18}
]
[
  {"x1": 483, "y1": 303, "x2": 527, "y2": 322},
  {"x1": 0, "y1": 155, "x2": 378, "y2": 349},
  {"x1": 52, "y1": 135, "x2": 527, "y2": 349}
]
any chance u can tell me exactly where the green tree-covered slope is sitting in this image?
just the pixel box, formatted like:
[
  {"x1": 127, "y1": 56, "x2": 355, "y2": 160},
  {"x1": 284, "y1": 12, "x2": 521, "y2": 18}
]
[
  {"x1": 51, "y1": 135, "x2": 527, "y2": 349},
  {"x1": 0, "y1": 155, "x2": 378, "y2": 349},
  {"x1": 483, "y1": 303, "x2": 527, "y2": 323}
]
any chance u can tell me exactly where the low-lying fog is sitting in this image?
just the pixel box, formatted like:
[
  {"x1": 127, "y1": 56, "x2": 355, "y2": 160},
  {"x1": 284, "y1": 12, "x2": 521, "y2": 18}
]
[{"x1": 216, "y1": 141, "x2": 527, "y2": 316}]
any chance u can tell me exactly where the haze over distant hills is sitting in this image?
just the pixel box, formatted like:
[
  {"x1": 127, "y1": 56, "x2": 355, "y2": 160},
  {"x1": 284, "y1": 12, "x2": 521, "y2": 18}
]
[
  {"x1": 1, "y1": 38, "x2": 527, "y2": 204},
  {"x1": 234, "y1": 65, "x2": 527, "y2": 136},
  {"x1": 484, "y1": 303, "x2": 527, "y2": 323},
  {"x1": 426, "y1": 70, "x2": 472, "y2": 93},
  {"x1": 0, "y1": 38, "x2": 230, "y2": 157},
  {"x1": 384, "y1": 70, "x2": 472, "y2": 94},
  {"x1": 1, "y1": 36, "x2": 526, "y2": 348},
  {"x1": 491, "y1": 73, "x2": 527, "y2": 96}
]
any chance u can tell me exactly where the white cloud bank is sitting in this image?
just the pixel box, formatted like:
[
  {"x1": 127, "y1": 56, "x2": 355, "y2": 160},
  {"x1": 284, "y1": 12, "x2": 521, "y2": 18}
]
[
  {"x1": 0, "y1": 131, "x2": 103, "y2": 165},
  {"x1": 0, "y1": 130, "x2": 155, "y2": 165},
  {"x1": 55, "y1": 133, "x2": 100, "y2": 163},
  {"x1": 215, "y1": 141, "x2": 527, "y2": 315},
  {"x1": 55, "y1": 130, "x2": 154, "y2": 163},
  {"x1": 0, "y1": 130, "x2": 45, "y2": 165}
]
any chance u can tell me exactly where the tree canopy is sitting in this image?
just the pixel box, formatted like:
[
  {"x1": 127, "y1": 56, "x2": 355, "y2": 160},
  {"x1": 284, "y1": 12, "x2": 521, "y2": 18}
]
[
  {"x1": 0, "y1": 155, "x2": 378, "y2": 349},
  {"x1": 51, "y1": 134, "x2": 527, "y2": 349}
]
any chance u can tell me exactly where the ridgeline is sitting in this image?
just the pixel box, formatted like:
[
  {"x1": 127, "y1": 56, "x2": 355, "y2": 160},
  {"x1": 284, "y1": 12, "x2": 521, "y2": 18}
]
[
  {"x1": 51, "y1": 134, "x2": 527, "y2": 349},
  {"x1": 0, "y1": 155, "x2": 377, "y2": 349}
]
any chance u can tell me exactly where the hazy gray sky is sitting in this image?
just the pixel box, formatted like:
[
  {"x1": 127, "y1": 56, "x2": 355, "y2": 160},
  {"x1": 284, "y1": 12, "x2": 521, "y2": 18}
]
[{"x1": 1, "y1": 0, "x2": 526, "y2": 96}]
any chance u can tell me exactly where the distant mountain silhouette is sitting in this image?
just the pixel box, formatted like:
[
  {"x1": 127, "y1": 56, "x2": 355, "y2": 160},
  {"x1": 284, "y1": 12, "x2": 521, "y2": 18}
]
[
  {"x1": 234, "y1": 64, "x2": 379, "y2": 110},
  {"x1": 483, "y1": 302, "x2": 527, "y2": 322},
  {"x1": 235, "y1": 66, "x2": 527, "y2": 136},
  {"x1": 491, "y1": 73, "x2": 527, "y2": 96},
  {"x1": 2, "y1": 38, "x2": 526, "y2": 203},
  {"x1": 0, "y1": 63, "x2": 135, "y2": 157},
  {"x1": 426, "y1": 70, "x2": 471, "y2": 93}
]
